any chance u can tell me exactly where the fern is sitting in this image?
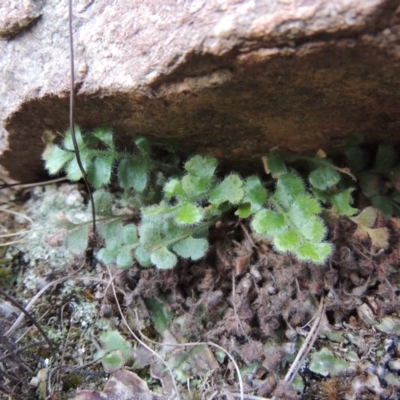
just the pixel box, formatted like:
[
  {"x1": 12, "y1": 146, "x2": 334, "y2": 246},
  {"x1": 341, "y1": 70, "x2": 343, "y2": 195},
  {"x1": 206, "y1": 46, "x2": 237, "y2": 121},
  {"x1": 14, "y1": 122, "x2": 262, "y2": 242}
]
[
  {"x1": 43, "y1": 127, "x2": 366, "y2": 268},
  {"x1": 345, "y1": 142, "x2": 400, "y2": 218},
  {"x1": 251, "y1": 173, "x2": 331, "y2": 263}
]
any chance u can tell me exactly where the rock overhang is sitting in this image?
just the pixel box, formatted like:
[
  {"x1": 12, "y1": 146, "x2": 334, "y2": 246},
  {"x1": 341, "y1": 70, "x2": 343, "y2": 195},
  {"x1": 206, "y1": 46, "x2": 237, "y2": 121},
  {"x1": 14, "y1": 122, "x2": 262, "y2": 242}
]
[{"x1": 1, "y1": 0, "x2": 400, "y2": 181}]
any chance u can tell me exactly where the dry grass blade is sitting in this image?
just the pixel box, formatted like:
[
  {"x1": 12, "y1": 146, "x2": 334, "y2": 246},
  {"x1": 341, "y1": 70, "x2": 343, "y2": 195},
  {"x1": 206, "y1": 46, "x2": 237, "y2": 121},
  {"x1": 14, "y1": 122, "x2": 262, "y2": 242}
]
[
  {"x1": 0, "y1": 288, "x2": 55, "y2": 351},
  {"x1": 4, "y1": 177, "x2": 69, "y2": 189},
  {"x1": 0, "y1": 238, "x2": 27, "y2": 246},
  {"x1": 104, "y1": 264, "x2": 181, "y2": 400},
  {"x1": 0, "y1": 207, "x2": 33, "y2": 225},
  {"x1": 134, "y1": 310, "x2": 245, "y2": 400},
  {"x1": 283, "y1": 296, "x2": 325, "y2": 384},
  {"x1": 4, "y1": 261, "x2": 128, "y2": 337},
  {"x1": 0, "y1": 226, "x2": 59, "y2": 238},
  {"x1": 232, "y1": 395, "x2": 271, "y2": 400}
]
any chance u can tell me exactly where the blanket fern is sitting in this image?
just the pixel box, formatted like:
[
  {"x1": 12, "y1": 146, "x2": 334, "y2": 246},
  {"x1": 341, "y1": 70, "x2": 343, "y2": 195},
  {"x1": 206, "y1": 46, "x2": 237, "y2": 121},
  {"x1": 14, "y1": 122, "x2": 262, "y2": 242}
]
[{"x1": 43, "y1": 127, "x2": 360, "y2": 268}]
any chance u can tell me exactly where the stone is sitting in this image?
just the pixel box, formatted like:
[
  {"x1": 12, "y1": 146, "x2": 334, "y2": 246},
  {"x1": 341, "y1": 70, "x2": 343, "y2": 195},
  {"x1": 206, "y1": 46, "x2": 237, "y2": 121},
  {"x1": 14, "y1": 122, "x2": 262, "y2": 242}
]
[
  {"x1": 0, "y1": 0, "x2": 43, "y2": 39},
  {"x1": 1, "y1": 0, "x2": 400, "y2": 181}
]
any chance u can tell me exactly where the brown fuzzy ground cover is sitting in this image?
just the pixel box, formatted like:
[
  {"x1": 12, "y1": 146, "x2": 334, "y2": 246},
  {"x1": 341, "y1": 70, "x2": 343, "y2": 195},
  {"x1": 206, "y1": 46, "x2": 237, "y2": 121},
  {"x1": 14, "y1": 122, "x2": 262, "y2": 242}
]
[{"x1": 1, "y1": 183, "x2": 400, "y2": 400}]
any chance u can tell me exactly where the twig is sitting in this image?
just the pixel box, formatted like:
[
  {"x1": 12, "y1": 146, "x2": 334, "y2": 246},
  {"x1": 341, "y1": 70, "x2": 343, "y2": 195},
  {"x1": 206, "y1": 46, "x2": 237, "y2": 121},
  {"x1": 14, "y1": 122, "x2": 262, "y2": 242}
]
[
  {"x1": 104, "y1": 264, "x2": 181, "y2": 400},
  {"x1": 0, "y1": 341, "x2": 45, "y2": 362},
  {"x1": 0, "y1": 177, "x2": 68, "y2": 190},
  {"x1": 0, "y1": 226, "x2": 61, "y2": 238},
  {"x1": 5, "y1": 275, "x2": 126, "y2": 337},
  {"x1": 231, "y1": 394, "x2": 271, "y2": 400},
  {"x1": 134, "y1": 310, "x2": 244, "y2": 400},
  {"x1": 232, "y1": 272, "x2": 248, "y2": 338},
  {"x1": 240, "y1": 222, "x2": 256, "y2": 248},
  {"x1": 68, "y1": 0, "x2": 96, "y2": 252},
  {"x1": 54, "y1": 315, "x2": 75, "y2": 392},
  {"x1": 0, "y1": 288, "x2": 54, "y2": 351},
  {"x1": 284, "y1": 296, "x2": 325, "y2": 383},
  {"x1": 0, "y1": 207, "x2": 33, "y2": 225},
  {"x1": 0, "y1": 382, "x2": 25, "y2": 400},
  {"x1": 0, "y1": 239, "x2": 27, "y2": 246},
  {"x1": 15, "y1": 310, "x2": 50, "y2": 343}
]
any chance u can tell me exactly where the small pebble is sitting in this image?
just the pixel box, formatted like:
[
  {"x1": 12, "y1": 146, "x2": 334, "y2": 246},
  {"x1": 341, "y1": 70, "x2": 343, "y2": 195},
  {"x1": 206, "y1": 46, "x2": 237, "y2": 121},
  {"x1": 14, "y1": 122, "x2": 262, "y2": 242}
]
[{"x1": 388, "y1": 359, "x2": 400, "y2": 371}]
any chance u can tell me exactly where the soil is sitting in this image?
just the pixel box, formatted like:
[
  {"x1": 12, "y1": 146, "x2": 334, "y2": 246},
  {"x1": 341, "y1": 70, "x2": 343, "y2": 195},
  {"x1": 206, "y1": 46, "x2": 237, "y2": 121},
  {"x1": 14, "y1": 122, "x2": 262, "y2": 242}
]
[{"x1": 1, "y1": 181, "x2": 400, "y2": 400}]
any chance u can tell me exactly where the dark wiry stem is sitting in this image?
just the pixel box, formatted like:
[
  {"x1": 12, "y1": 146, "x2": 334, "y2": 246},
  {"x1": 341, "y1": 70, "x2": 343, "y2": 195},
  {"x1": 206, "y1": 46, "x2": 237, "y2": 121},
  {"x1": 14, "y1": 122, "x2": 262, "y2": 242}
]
[
  {"x1": 0, "y1": 288, "x2": 54, "y2": 352},
  {"x1": 68, "y1": 0, "x2": 96, "y2": 260}
]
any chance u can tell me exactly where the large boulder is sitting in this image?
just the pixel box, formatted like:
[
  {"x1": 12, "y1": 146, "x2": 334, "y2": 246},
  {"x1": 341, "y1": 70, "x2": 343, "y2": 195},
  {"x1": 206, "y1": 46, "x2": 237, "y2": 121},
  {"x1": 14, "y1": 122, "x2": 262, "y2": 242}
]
[{"x1": 1, "y1": 0, "x2": 400, "y2": 181}]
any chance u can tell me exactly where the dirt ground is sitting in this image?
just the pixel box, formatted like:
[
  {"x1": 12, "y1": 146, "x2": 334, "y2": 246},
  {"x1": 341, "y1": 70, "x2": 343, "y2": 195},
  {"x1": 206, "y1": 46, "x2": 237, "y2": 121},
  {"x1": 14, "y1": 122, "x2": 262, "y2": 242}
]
[{"x1": 1, "y1": 181, "x2": 400, "y2": 400}]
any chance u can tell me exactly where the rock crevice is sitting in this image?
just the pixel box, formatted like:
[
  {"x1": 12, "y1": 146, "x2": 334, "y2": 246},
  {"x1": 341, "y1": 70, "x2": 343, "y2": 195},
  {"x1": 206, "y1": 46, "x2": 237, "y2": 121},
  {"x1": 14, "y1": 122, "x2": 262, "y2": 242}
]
[{"x1": 1, "y1": 0, "x2": 400, "y2": 181}]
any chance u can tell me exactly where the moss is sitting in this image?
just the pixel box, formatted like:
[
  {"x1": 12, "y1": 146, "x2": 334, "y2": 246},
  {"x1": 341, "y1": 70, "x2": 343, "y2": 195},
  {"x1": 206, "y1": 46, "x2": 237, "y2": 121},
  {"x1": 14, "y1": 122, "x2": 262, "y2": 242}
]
[{"x1": 62, "y1": 373, "x2": 84, "y2": 391}]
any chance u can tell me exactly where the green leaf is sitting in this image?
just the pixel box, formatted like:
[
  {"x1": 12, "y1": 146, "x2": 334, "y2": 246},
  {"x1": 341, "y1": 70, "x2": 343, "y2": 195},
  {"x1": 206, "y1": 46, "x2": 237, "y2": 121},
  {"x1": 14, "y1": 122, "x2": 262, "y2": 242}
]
[
  {"x1": 374, "y1": 143, "x2": 397, "y2": 172},
  {"x1": 92, "y1": 127, "x2": 115, "y2": 151},
  {"x1": 174, "y1": 203, "x2": 203, "y2": 225},
  {"x1": 164, "y1": 179, "x2": 185, "y2": 198},
  {"x1": 310, "y1": 188, "x2": 330, "y2": 204},
  {"x1": 144, "y1": 298, "x2": 174, "y2": 334},
  {"x1": 345, "y1": 147, "x2": 368, "y2": 172},
  {"x1": 289, "y1": 194, "x2": 321, "y2": 222},
  {"x1": 274, "y1": 174, "x2": 305, "y2": 209},
  {"x1": 93, "y1": 189, "x2": 113, "y2": 216},
  {"x1": 97, "y1": 246, "x2": 121, "y2": 265},
  {"x1": 102, "y1": 350, "x2": 125, "y2": 373},
  {"x1": 359, "y1": 173, "x2": 386, "y2": 198},
  {"x1": 87, "y1": 155, "x2": 114, "y2": 188},
  {"x1": 296, "y1": 242, "x2": 332, "y2": 263},
  {"x1": 139, "y1": 222, "x2": 161, "y2": 250},
  {"x1": 298, "y1": 217, "x2": 326, "y2": 242},
  {"x1": 150, "y1": 246, "x2": 178, "y2": 269},
  {"x1": 122, "y1": 224, "x2": 138, "y2": 244},
  {"x1": 391, "y1": 190, "x2": 400, "y2": 204},
  {"x1": 181, "y1": 175, "x2": 205, "y2": 198},
  {"x1": 273, "y1": 230, "x2": 299, "y2": 252},
  {"x1": 309, "y1": 347, "x2": 349, "y2": 377},
  {"x1": 64, "y1": 151, "x2": 91, "y2": 181},
  {"x1": 263, "y1": 152, "x2": 287, "y2": 178},
  {"x1": 100, "y1": 219, "x2": 123, "y2": 248},
  {"x1": 134, "y1": 246, "x2": 152, "y2": 268},
  {"x1": 134, "y1": 136, "x2": 151, "y2": 155},
  {"x1": 95, "y1": 330, "x2": 132, "y2": 361},
  {"x1": 241, "y1": 176, "x2": 268, "y2": 212},
  {"x1": 182, "y1": 174, "x2": 213, "y2": 198},
  {"x1": 118, "y1": 158, "x2": 149, "y2": 192},
  {"x1": 371, "y1": 196, "x2": 393, "y2": 218},
  {"x1": 351, "y1": 209, "x2": 389, "y2": 248},
  {"x1": 330, "y1": 188, "x2": 358, "y2": 217},
  {"x1": 116, "y1": 247, "x2": 133, "y2": 269},
  {"x1": 66, "y1": 225, "x2": 89, "y2": 254},
  {"x1": 235, "y1": 203, "x2": 252, "y2": 218},
  {"x1": 142, "y1": 202, "x2": 175, "y2": 218},
  {"x1": 252, "y1": 209, "x2": 286, "y2": 236},
  {"x1": 375, "y1": 316, "x2": 400, "y2": 335},
  {"x1": 172, "y1": 236, "x2": 208, "y2": 260},
  {"x1": 63, "y1": 126, "x2": 85, "y2": 151},
  {"x1": 388, "y1": 165, "x2": 400, "y2": 191},
  {"x1": 366, "y1": 227, "x2": 389, "y2": 249},
  {"x1": 185, "y1": 155, "x2": 218, "y2": 178},
  {"x1": 350, "y1": 206, "x2": 377, "y2": 228},
  {"x1": 42, "y1": 145, "x2": 74, "y2": 175},
  {"x1": 209, "y1": 174, "x2": 244, "y2": 205},
  {"x1": 160, "y1": 218, "x2": 187, "y2": 241},
  {"x1": 309, "y1": 166, "x2": 340, "y2": 190}
]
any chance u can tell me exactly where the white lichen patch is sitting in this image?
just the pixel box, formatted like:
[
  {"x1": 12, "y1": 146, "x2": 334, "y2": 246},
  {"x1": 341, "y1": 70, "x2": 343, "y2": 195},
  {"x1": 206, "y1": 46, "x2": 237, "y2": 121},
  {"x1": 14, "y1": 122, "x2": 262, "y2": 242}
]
[
  {"x1": 5, "y1": 183, "x2": 89, "y2": 292},
  {"x1": 69, "y1": 297, "x2": 98, "y2": 328},
  {"x1": 14, "y1": 183, "x2": 88, "y2": 270},
  {"x1": 3, "y1": 181, "x2": 116, "y2": 363}
]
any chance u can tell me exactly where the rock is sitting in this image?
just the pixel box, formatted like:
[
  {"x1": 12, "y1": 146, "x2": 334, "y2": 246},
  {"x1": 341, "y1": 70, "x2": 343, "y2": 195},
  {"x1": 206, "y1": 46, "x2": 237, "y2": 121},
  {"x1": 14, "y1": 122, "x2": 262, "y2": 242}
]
[
  {"x1": 0, "y1": 0, "x2": 43, "y2": 39},
  {"x1": 1, "y1": 0, "x2": 400, "y2": 181}
]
